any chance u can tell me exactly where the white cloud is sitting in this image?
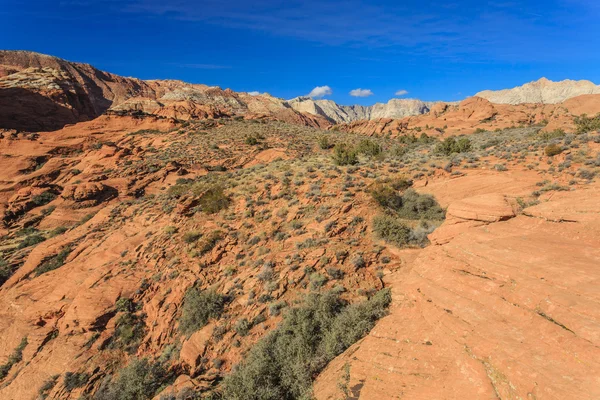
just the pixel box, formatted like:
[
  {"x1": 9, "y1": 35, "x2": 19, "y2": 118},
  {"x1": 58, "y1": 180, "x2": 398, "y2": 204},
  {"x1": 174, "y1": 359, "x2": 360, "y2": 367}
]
[
  {"x1": 395, "y1": 89, "x2": 409, "y2": 96},
  {"x1": 247, "y1": 91, "x2": 260, "y2": 96},
  {"x1": 307, "y1": 85, "x2": 332, "y2": 98},
  {"x1": 349, "y1": 88, "x2": 374, "y2": 97}
]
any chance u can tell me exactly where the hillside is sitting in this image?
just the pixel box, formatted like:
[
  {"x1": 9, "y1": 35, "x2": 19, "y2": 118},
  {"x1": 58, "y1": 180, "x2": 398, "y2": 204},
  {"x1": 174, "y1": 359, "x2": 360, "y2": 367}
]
[{"x1": 1, "y1": 51, "x2": 600, "y2": 400}]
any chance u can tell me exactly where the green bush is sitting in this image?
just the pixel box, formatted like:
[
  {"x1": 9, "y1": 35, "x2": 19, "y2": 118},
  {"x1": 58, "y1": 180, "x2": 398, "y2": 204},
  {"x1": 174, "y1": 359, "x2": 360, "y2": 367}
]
[
  {"x1": 93, "y1": 358, "x2": 173, "y2": 400},
  {"x1": 0, "y1": 337, "x2": 27, "y2": 380},
  {"x1": 34, "y1": 247, "x2": 72, "y2": 276},
  {"x1": 355, "y1": 139, "x2": 381, "y2": 157},
  {"x1": 434, "y1": 137, "x2": 472, "y2": 155},
  {"x1": 194, "y1": 230, "x2": 223, "y2": 256},
  {"x1": 371, "y1": 185, "x2": 444, "y2": 221},
  {"x1": 179, "y1": 288, "x2": 226, "y2": 335},
  {"x1": 18, "y1": 233, "x2": 46, "y2": 249},
  {"x1": 317, "y1": 136, "x2": 333, "y2": 150},
  {"x1": 372, "y1": 215, "x2": 411, "y2": 247},
  {"x1": 182, "y1": 231, "x2": 202, "y2": 244},
  {"x1": 222, "y1": 289, "x2": 391, "y2": 400},
  {"x1": 544, "y1": 144, "x2": 563, "y2": 157},
  {"x1": 31, "y1": 192, "x2": 57, "y2": 206},
  {"x1": 332, "y1": 144, "x2": 358, "y2": 166},
  {"x1": 197, "y1": 185, "x2": 230, "y2": 214},
  {"x1": 64, "y1": 372, "x2": 90, "y2": 391},
  {"x1": 573, "y1": 113, "x2": 600, "y2": 134},
  {"x1": 0, "y1": 258, "x2": 11, "y2": 287}
]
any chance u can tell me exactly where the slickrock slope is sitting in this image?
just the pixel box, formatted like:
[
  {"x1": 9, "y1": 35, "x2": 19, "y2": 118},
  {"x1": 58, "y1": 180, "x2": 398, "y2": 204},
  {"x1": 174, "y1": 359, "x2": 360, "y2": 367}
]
[
  {"x1": 314, "y1": 175, "x2": 600, "y2": 400},
  {"x1": 288, "y1": 97, "x2": 432, "y2": 123},
  {"x1": 476, "y1": 77, "x2": 600, "y2": 104}
]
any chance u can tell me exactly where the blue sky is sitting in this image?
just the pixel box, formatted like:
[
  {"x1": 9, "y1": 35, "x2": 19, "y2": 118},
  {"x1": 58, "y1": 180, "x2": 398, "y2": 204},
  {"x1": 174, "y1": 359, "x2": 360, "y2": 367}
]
[{"x1": 3, "y1": 0, "x2": 599, "y2": 105}]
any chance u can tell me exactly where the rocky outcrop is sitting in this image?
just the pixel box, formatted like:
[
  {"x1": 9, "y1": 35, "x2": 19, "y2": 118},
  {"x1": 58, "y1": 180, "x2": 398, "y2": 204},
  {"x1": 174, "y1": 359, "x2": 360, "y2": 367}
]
[
  {"x1": 476, "y1": 77, "x2": 600, "y2": 104},
  {"x1": 288, "y1": 96, "x2": 432, "y2": 123}
]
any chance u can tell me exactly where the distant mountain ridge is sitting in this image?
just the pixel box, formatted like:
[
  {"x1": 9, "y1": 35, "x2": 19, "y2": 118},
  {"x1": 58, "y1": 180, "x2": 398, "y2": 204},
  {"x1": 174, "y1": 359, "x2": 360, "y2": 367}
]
[
  {"x1": 287, "y1": 97, "x2": 437, "y2": 123},
  {"x1": 476, "y1": 77, "x2": 600, "y2": 105},
  {"x1": 2, "y1": 50, "x2": 600, "y2": 131}
]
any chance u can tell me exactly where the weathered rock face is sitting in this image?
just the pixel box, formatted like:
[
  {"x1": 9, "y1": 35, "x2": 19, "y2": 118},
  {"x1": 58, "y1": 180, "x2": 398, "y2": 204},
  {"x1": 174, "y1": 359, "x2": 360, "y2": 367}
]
[
  {"x1": 0, "y1": 51, "x2": 331, "y2": 131},
  {"x1": 476, "y1": 77, "x2": 600, "y2": 104},
  {"x1": 287, "y1": 96, "x2": 433, "y2": 123},
  {"x1": 314, "y1": 177, "x2": 600, "y2": 400}
]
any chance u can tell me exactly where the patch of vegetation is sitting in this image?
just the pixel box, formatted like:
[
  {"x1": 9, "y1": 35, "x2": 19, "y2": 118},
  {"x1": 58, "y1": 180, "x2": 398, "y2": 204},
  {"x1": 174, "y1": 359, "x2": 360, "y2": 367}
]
[
  {"x1": 0, "y1": 337, "x2": 27, "y2": 381},
  {"x1": 197, "y1": 185, "x2": 231, "y2": 214},
  {"x1": 34, "y1": 247, "x2": 72, "y2": 276},
  {"x1": 544, "y1": 144, "x2": 563, "y2": 157},
  {"x1": 38, "y1": 374, "x2": 59, "y2": 399},
  {"x1": 93, "y1": 358, "x2": 173, "y2": 400},
  {"x1": 434, "y1": 137, "x2": 472, "y2": 155},
  {"x1": 179, "y1": 287, "x2": 226, "y2": 335},
  {"x1": 371, "y1": 183, "x2": 444, "y2": 221},
  {"x1": 573, "y1": 113, "x2": 600, "y2": 134},
  {"x1": 372, "y1": 215, "x2": 437, "y2": 248},
  {"x1": 18, "y1": 233, "x2": 46, "y2": 249},
  {"x1": 31, "y1": 192, "x2": 57, "y2": 207},
  {"x1": 222, "y1": 289, "x2": 391, "y2": 400},
  {"x1": 317, "y1": 136, "x2": 333, "y2": 150},
  {"x1": 355, "y1": 139, "x2": 381, "y2": 157},
  {"x1": 193, "y1": 230, "x2": 224, "y2": 257},
  {"x1": 64, "y1": 371, "x2": 90, "y2": 391},
  {"x1": 332, "y1": 143, "x2": 358, "y2": 166},
  {"x1": 109, "y1": 306, "x2": 147, "y2": 354}
]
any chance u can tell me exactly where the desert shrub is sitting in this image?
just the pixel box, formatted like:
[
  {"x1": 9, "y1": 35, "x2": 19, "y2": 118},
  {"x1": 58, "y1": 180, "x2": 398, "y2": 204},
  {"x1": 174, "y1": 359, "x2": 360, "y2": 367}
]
[
  {"x1": 355, "y1": 139, "x2": 381, "y2": 157},
  {"x1": 64, "y1": 372, "x2": 90, "y2": 391},
  {"x1": 179, "y1": 288, "x2": 226, "y2": 335},
  {"x1": 370, "y1": 183, "x2": 403, "y2": 210},
  {"x1": 395, "y1": 189, "x2": 445, "y2": 220},
  {"x1": 34, "y1": 247, "x2": 72, "y2": 276},
  {"x1": 317, "y1": 136, "x2": 333, "y2": 150},
  {"x1": 0, "y1": 337, "x2": 27, "y2": 380},
  {"x1": 573, "y1": 113, "x2": 600, "y2": 134},
  {"x1": 332, "y1": 144, "x2": 358, "y2": 166},
  {"x1": 544, "y1": 144, "x2": 563, "y2": 157},
  {"x1": 234, "y1": 318, "x2": 251, "y2": 336},
  {"x1": 93, "y1": 358, "x2": 173, "y2": 400},
  {"x1": 222, "y1": 289, "x2": 391, "y2": 400},
  {"x1": 434, "y1": 137, "x2": 471, "y2": 155},
  {"x1": 194, "y1": 230, "x2": 223, "y2": 256},
  {"x1": 109, "y1": 309, "x2": 146, "y2": 353},
  {"x1": 197, "y1": 185, "x2": 230, "y2": 214},
  {"x1": 182, "y1": 231, "x2": 202, "y2": 244},
  {"x1": 18, "y1": 233, "x2": 46, "y2": 249},
  {"x1": 38, "y1": 374, "x2": 59, "y2": 399},
  {"x1": 538, "y1": 129, "x2": 565, "y2": 141},
  {"x1": 0, "y1": 258, "x2": 11, "y2": 287},
  {"x1": 372, "y1": 215, "x2": 411, "y2": 247},
  {"x1": 31, "y1": 192, "x2": 57, "y2": 206},
  {"x1": 578, "y1": 169, "x2": 596, "y2": 180}
]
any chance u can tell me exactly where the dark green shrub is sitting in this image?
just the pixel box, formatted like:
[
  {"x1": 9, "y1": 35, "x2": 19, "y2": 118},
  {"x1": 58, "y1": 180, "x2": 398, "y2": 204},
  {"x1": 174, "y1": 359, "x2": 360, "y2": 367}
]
[
  {"x1": 395, "y1": 189, "x2": 445, "y2": 220},
  {"x1": 93, "y1": 358, "x2": 172, "y2": 400},
  {"x1": 179, "y1": 288, "x2": 226, "y2": 335},
  {"x1": 355, "y1": 139, "x2": 381, "y2": 157},
  {"x1": 317, "y1": 136, "x2": 333, "y2": 150},
  {"x1": 434, "y1": 137, "x2": 472, "y2": 155},
  {"x1": 194, "y1": 230, "x2": 223, "y2": 256},
  {"x1": 372, "y1": 215, "x2": 411, "y2": 247},
  {"x1": 34, "y1": 247, "x2": 72, "y2": 276},
  {"x1": 31, "y1": 192, "x2": 57, "y2": 206},
  {"x1": 18, "y1": 233, "x2": 46, "y2": 249},
  {"x1": 332, "y1": 144, "x2": 358, "y2": 166},
  {"x1": 182, "y1": 231, "x2": 202, "y2": 244},
  {"x1": 38, "y1": 374, "x2": 59, "y2": 399},
  {"x1": 544, "y1": 144, "x2": 563, "y2": 157},
  {"x1": 64, "y1": 372, "x2": 90, "y2": 391},
  {"x1": 222, "y1": 289, "x2": 391, "y2": 400},
  {"x1": 197, "y1": 185, "x2": 230, "y2": 214},
  {"x1": 0, "y1": 337, "x2": 27, "y2": 380},
  {"x1": 0, "y1": 258, "x2": 11, "y2": 287}
]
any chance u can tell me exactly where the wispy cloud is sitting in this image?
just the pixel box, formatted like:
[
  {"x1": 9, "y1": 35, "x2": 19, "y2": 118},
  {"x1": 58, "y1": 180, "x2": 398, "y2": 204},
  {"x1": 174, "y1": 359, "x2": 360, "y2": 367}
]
[
  {"x1": 349, "y1": 88, "x2": 373, "y2": 97},
  {"x1": 395, "y1": 89, "x2": 408, "y2": 96},
  {"x1": 307, "y1": 85, "x2": 332, "y2": 98},
  {"x1": 247, "y1": 91, "x2": 260, "y2": 96}
]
